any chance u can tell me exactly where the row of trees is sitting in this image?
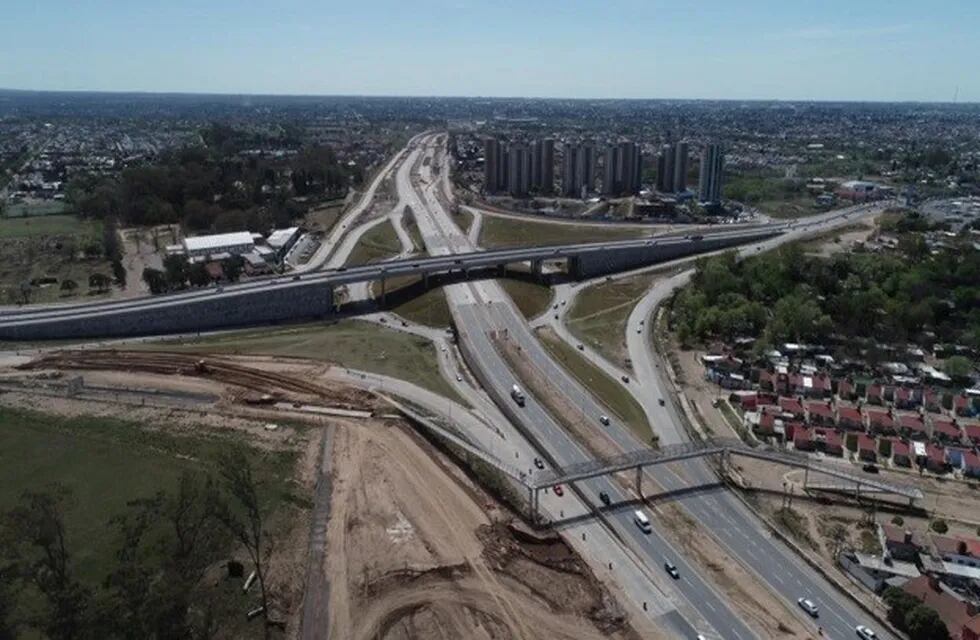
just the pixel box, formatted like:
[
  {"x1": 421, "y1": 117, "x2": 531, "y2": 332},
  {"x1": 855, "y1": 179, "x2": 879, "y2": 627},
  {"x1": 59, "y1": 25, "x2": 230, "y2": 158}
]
[
  {"x1": 0, "y1": 449, "x2": 275, "y2": 640},
  {"x1": 673, "y1": 225, "x2": 980, "y2": 360},
  {"x1": 142, "y1": 255, "x2": 244, "y2": 295}
]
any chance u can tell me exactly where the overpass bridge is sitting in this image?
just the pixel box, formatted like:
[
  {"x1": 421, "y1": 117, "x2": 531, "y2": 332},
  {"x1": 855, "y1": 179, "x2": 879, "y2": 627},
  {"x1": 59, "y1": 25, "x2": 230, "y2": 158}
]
[{"x1": 0, "y1": 227, "x2": 780, "y2": 340}]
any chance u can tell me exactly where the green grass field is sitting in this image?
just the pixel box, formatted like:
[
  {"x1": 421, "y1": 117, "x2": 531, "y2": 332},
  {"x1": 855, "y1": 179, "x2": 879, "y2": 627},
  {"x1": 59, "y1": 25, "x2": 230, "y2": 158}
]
[
  {"x1": 567, "y1": 273, "x2": 657, "y2": 367},
  {"x1": 304, "y1": 200, "x2": 346, "y2": 233},
  {"x1": 135, "y1": 320, "x2": 463, "y2": 404},
  {"x1": 535, "y1": 327, "x2": 650, "y2": 440},
  {"x1": 2, "y1": 199, "x2": 69, "y2": 218},
  {"x1": 345, "y1": 220, "x2": 403, "y2": 266},
  {"x1": 0, "y1": 213, "x2": 97, "y2": 239},
  {"x1": 375, "y1": 274, "x2": 454, "y2": 328},
  {"x1": 478, "y1": 215, "x2": 651, "y2": 249},
  {"x1": 0, "y1": 406, "x2": 297, "y2": 582}
]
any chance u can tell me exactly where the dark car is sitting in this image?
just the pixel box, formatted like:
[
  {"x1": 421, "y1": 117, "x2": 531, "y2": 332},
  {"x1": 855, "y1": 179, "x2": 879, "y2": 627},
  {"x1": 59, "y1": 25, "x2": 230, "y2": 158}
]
[
  {"x1": 862, "y1": 463, "x2": 879, "y2": 474},
  {"x1": 658, "y1": 398, "x2": 666, "y2": 406},
  {"x1": 599, "y1": 491, "x2": 611, "y2": 506},
  {"x1": 533, "y1": 457, "x2": 545, "y2": 470},
  {"x1": 664, "y1": 560, "x2": 680, "y2": 579},
  {"x1": 553, "y1": 485, "x2": 564, "y2": 497}
]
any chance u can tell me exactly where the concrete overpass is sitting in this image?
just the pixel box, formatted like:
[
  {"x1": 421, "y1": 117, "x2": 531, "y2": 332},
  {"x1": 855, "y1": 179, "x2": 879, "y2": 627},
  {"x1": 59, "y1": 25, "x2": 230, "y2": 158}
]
[{"x1": 0, "y1": 227, "x2": 780, "y2": 340}]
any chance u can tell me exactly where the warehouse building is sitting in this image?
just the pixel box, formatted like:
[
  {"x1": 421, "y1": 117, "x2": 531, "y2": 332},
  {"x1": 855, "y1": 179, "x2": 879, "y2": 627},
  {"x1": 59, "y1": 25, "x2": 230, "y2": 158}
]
[{"x1": 182, "y1": 231, "x2": 255, "y2": 260}]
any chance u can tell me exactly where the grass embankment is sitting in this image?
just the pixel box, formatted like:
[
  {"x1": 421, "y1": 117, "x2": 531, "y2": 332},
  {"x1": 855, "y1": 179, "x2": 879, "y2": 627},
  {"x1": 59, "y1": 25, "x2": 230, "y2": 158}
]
[
  {"x1": 534, "y1": 327, "x2": 650, "y2": 440},
  {"x1": 136, "y1": 319, "x2": 463, "y2": 404},
  {"x1": 0, "y1": 214, "x2": 113, "y2": 303},
  {"x1": 345, "y1": 220, "x2": 403, "y2": 266},
  {"x1": 567, "y1": 273, "x2": 657, "y2": 368},
  {"x1": 499, "y1": 279, "x2": 553, "y2": 319},
  {"x1": 456, "y1": 208, "x2": 475, "y2": 235},
  {"x1": 0, "y1": 406, "x2": 300, "y2": 637},
  {"x1": 478, "y1": 215, "x2": 650, "y2": 249},
  {"x1": 304, "y1": 199, "x2": 346, "y2": 234}
]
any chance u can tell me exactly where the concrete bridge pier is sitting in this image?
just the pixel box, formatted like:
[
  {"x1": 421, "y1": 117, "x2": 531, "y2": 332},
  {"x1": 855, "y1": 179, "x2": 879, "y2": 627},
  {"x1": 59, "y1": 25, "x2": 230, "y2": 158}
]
[
  {"x1": 531, "y1": 259, "x2": 543, "y2": 279},
  {"x1": 379, "y1": 277, "x2": 386, "y2": 304},
  {"x1": 635, "y1": 465, "x2": 643, "y2": 497}
]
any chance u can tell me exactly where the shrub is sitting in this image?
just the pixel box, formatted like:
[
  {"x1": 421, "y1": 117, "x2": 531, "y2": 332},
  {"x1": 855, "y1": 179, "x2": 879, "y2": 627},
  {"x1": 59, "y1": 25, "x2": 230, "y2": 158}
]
[{"x1": 931, "y1": 519, "x2": 949, "y2": 534}]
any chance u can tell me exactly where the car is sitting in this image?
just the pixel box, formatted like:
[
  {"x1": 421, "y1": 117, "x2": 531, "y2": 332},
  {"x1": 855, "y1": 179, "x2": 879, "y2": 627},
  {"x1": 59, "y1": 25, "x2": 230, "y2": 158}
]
[
  {"x1": 658, "y1": 398, "x2": 666, "y2": 406},
  {"x1": 855, "y1": 625, "x2": 878, "y2": 640},
  {"x1": 554, "y1": 314, "x2": 559, "y2": 319},
  {"x1": 576, "y1": 343, "x2": 584, "y2": 351},
  {"x1": 455, "y1": 374, "x2": 462, "y2": 381},
  {"x1": 292, "y1": 275, "x2": 301, "y2": 281},
  {"x1": 637, "y1": 327, "x2": 642, "y2": 334},
  {"x1": 561, "y1": 300, "x2": 566, "y2": 306},
  {"x1": 599, "y1": 491, "x2": 611, "y2": 505},
  {"x1": 862, "y1": 463, "x2": 879, "y2": 474},
  {"x1": 401, "y1": 320, "x2": 408, "y2": 327},
  {"x1": 621, "y1": 375, "x2": 630, "y2": 383},
  {"x1": 553, "y1": 485, "x2": 564, "y2": 497},
  {"x1": 599, "y1": 415, "x2": 610, "y2": 426},
  {"x1": 533, "y1": 457, "x2": 545, "y2": 470},
  {"x1": 664, "y1": 560, "x2": 680, "y2": 579},
  {"x1": 797, "y1": 597, "x2": 818, "y2": 617},
  {"x1": 379, "y1": 317, "x2": 387, "y2": 323},
  {"x1": 337, "y1": 266, "x2": 347, "y2": 272},
  {"x1": 553, "y1": 304, "x2": 558, "y2": 310}
]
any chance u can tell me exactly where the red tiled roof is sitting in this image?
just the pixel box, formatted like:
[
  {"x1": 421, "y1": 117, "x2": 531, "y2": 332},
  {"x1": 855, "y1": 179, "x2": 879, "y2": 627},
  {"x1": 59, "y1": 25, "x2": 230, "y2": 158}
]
[
  {"x1": 837, "y1": 378, "x2": 854, "y2": 394},
  {"x1": 964, "y1": 423, "x2": 980, "y2": 442},
  {"x1": 817, "y1": 428, "x2": 842, "y2": 448},
  {"x1": 899, "y1": 414, "x2": 925, "y2": 432},
  {"x1": 806, "y1": 402, "x2": 833, "y2": 418},
  {"x1": 858, "y1": 433, "x2": 876, "y2": 451},
  {"x1": 838, "y1": 406, "x2": 863, "y2": 423},
  {"x1": 896, "y1": 387, "x2": 913, "y2": 400},
  {"x1": 933, "y1": 419, "x2": 962, "y2": 439},
  {"x1": 779, "y1": 397, "x2": 804, "y2": 414},
  {"x1": 964, "y1": 451, "x2": 980, "y2": 471},
  {"x1": 867, "y1": 384, "x2": 883, "y2": 397},
  {"x1": 867, "y1": 410, "x2": 894, "y2": 428},
  {"x1": 955, "y1": 394, "x2": 969, "y2": 409},
  {"x1": 903, "y1": 575, "x2": 978, "y2": 635},
  {"x1": 926, "y1": 443, "x2": 945, "y2": 462},
  {"x1": 793, "y1": 426, "x2": 812, "y2": 445},
  {"x1": 891, "y1": 439, "x2": 910, "y2": 456}
]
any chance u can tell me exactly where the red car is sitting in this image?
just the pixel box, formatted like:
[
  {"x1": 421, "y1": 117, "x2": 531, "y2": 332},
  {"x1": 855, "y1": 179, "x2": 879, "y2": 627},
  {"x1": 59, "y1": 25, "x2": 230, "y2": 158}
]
[{"x1": 553, "y1": 485, "x2": 564, "y2": 497}]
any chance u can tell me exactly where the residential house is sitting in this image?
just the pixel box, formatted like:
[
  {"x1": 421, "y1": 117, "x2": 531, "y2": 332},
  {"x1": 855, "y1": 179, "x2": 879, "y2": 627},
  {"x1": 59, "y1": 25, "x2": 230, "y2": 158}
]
[
  {"x1": 931, "y1": 535, "x2": 980, "y2": 567},
  {"x1": 837, "y1": 406, "x2": 864, "y2": 431},
  {"x1": 955, "y1": 394, "x2": 975, "y2": 418},
  {"x1": 814, "y1": 428, "x2": 843, "y2": 456},
  {"x1": 857, "y1": 434, "x2": 877, "y2": 462},
  {"x1": 898, "y1": 414, "x2": 928, "y2": 440},
  {"x1": 964, "y1": 422, "x2": 980, "y2": 446},
  {"x1": 902, "y1": 575, "x2": 980, "y2": 640},
  {"x1": 758, "y1": 370, "x2": 789, "y2": 396},
  {"x1": 790, "y1": 372, "x2": 832, "y2": 398},
  {"x1": 932, "y1": 417, "x2": 963, "y2": 444},
  {"x1": 894, "y1": 386, "x2": 921, "y2": 410},
  {"x1": 867, "y1": 409, "x2": 897, "y2": 435},
  {"x1": 836, "y1": 378, "x2": 857, "y2": 402},
  {"x1": 792, "y1": 425, "x2": 814, "y2": 452},
  {"x1": 924, "y1": 388, "x2": 942, "y2": 413},
  {"x1": 806, "y1": 401, "x2": 835, "y2": 426},
  {"x1": 879, "y1": 523, "x2": 923, "y2": 561},
  {"x1": 867, "y1": 383, "x2": 884, "y2": 405},
  {"x1": 891, "y1": 439, "x2": 912, "y2": 467},
  {"x1": 925, "y1": 443, "x2": 947, "y2": 473},
  {"x1": 779, "y1": 397, "x2": 805, "y2": 421},
  {"x1": 962, "y1": 451, "x2": 980, "y2": 479}
]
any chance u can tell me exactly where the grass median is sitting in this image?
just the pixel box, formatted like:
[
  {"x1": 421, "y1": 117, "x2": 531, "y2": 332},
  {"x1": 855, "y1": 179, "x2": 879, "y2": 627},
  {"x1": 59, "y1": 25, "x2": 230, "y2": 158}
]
[
  {"x1": 534, "y1": 326, "x2": 650, "y2": 440},
  {"x1": 345, "y1": 219, "x2": 403, "y2": 266},
  {"x1": 567, "y1": 273, "x2": 658, "y2": 368},
  {"x1": 478, "y1": 215, "x2": 651, "y2": 249}
]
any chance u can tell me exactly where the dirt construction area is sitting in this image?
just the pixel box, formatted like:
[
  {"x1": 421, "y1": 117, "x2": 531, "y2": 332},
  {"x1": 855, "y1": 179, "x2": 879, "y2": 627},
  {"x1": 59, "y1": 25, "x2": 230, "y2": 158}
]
[{"x1": 324, "y1": 420, "x2": 640, "y2": 640}]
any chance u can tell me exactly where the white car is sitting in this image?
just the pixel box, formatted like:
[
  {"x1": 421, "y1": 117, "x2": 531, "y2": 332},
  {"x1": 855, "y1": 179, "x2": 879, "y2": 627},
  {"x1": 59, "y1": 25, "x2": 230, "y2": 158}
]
[
  {"x1": 599, "y1": 415, "x2": 610, "y2": 426},
  {"x1": 856, "y1": 625, "x2": 877, "y2": 640},
  {"x1": 797, "y1": 597, "x2": 818, "y2": 617}
]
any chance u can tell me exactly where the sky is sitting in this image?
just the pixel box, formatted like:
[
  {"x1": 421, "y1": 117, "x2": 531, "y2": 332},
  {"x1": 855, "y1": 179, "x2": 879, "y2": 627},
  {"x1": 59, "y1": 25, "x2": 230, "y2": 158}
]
[{"x1": 1, "y1": 0, "x2": 978, "y2": 102}]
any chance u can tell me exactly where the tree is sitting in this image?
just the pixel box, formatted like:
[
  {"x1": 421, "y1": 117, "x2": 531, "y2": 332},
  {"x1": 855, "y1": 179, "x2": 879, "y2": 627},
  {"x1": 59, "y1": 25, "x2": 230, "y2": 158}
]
[
  {"x1": 942, "y1": 355, "x2": 973, "y2": 380},
  {"x1": 162, "y1": 254, "x2": 189, "y2": 290},
  {"x1": 931, "y1": 519, "x2": 949, "y2": 534},
  {"x1": 141, "y1": 268, "x2": 167, "y2": 295},
  {"x1": 214, "y1": 449, "x2": 272, "y2": 633},
  {"x1": 3, "y1": 487, "x2": 95, "y2": 640},
  {"x1": 223, "y1": 255, "x2": 244, "y2": 283},
  {"x1": 883, "y1": 586, "x2": 921, "y2": 631},
  {"x1": 59, "y1": 279, "x2": 78, "y2": 296},
  {"x1": 187, "y1": 262, "x2": 211, "y2": 288},
  {"x1": 906, "y1": 604, "x2": 950, "y2": 640},
  {"x1": 88, "y1": 273, "x2": 111, "y2": 293}
]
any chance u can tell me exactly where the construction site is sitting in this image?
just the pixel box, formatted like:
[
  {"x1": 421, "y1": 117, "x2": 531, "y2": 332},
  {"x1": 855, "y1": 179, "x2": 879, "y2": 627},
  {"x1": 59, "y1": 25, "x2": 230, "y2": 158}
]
[{"x1": 0, "y1": 348, "x2": 645, "y2": 640}]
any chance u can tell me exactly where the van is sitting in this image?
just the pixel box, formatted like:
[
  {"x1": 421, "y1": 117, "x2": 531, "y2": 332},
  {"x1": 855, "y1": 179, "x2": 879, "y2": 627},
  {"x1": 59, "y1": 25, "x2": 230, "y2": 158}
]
[{"x1": 633, "y1": 510, "x2": 652, "y2": 534}]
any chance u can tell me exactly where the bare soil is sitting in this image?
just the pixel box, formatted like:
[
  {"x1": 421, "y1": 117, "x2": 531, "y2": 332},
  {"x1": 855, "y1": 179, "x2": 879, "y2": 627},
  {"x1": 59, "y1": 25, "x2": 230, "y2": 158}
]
[{"x1": 323, "y1": 420, "x2": 641, "y2": 640}]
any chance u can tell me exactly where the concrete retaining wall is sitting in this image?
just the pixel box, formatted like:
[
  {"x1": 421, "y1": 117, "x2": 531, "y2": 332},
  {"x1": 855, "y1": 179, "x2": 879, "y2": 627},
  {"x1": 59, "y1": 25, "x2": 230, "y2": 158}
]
[{"x1": 0, "y1": 283, "x2": 334, "y2": 341}]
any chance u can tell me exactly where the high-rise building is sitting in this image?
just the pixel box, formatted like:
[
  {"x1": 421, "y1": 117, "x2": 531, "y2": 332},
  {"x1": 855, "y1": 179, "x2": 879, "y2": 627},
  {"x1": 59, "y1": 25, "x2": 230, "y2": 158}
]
[
  {"x1": 484, "y1": 138, "x2": 502, "y2": 194},
  {"x1": 507, "y1": 143, "x2": 531, "y2": 197},
  {"x1": 656, "y1": 142, "x2": 689, "y2": 193},
  {"x1": 672, "y1": 142, "x2": 689, "y2": 192},
  {"x1": 561, "y1": 141, "x2": 595, "y2": 198},
  {"x1": 532, "y1": 138, "x2": 555, "y2": 195},
  {"x1": 656, "y1": 144, "x2": 674, "y2": 193},
  {"x1": 699, "y1": 143, "x2": 725, "y2": 203},
  {"x1": 603, "y1": 141, "x2": 641, "y2": 196}
]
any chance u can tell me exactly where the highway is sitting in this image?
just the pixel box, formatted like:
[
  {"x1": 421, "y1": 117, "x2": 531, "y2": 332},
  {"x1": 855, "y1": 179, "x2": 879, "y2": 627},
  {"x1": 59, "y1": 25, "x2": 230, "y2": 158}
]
[
  {"x1": 401, "y1": 134, "x2": 757, "y2": 639},
  {"x1": 406, "y1": 132, "x2": 897, "y2": 639}
]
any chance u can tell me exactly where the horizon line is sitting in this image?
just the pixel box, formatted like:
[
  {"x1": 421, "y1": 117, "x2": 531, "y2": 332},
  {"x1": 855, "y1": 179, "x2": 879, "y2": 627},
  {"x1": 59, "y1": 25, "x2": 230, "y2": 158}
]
[{"x1": 0, "y1": 86, "x2": 977, "y2": 106}]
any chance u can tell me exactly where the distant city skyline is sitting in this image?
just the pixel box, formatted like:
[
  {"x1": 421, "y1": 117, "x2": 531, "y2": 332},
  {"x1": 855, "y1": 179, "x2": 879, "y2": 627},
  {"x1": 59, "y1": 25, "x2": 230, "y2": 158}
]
[{"x1": 1, "y1": 0, "x2": 978, "y2": 102}]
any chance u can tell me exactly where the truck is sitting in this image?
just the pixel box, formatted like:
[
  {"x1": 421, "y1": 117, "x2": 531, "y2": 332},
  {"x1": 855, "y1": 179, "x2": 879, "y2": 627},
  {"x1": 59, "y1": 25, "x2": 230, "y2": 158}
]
[{"x1": 510, "y1": 384, "x2": 526, "y2": 407}]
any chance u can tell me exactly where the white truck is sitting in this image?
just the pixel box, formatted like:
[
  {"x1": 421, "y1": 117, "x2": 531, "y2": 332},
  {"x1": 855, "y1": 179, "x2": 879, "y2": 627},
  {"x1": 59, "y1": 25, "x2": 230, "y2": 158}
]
[{"x1": 510, "y1": 384, "x2": 526, "y2": 407}]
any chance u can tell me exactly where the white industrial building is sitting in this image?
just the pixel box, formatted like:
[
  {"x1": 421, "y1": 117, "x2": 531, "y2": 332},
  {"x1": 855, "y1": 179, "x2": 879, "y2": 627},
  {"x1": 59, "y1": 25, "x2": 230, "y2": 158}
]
[
  {"x1": 265, "y1": 227, "x2": 301, "y2": 259},
  {"x1": 182, "y1": 232, "x2": 255, "y2": 259}
]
